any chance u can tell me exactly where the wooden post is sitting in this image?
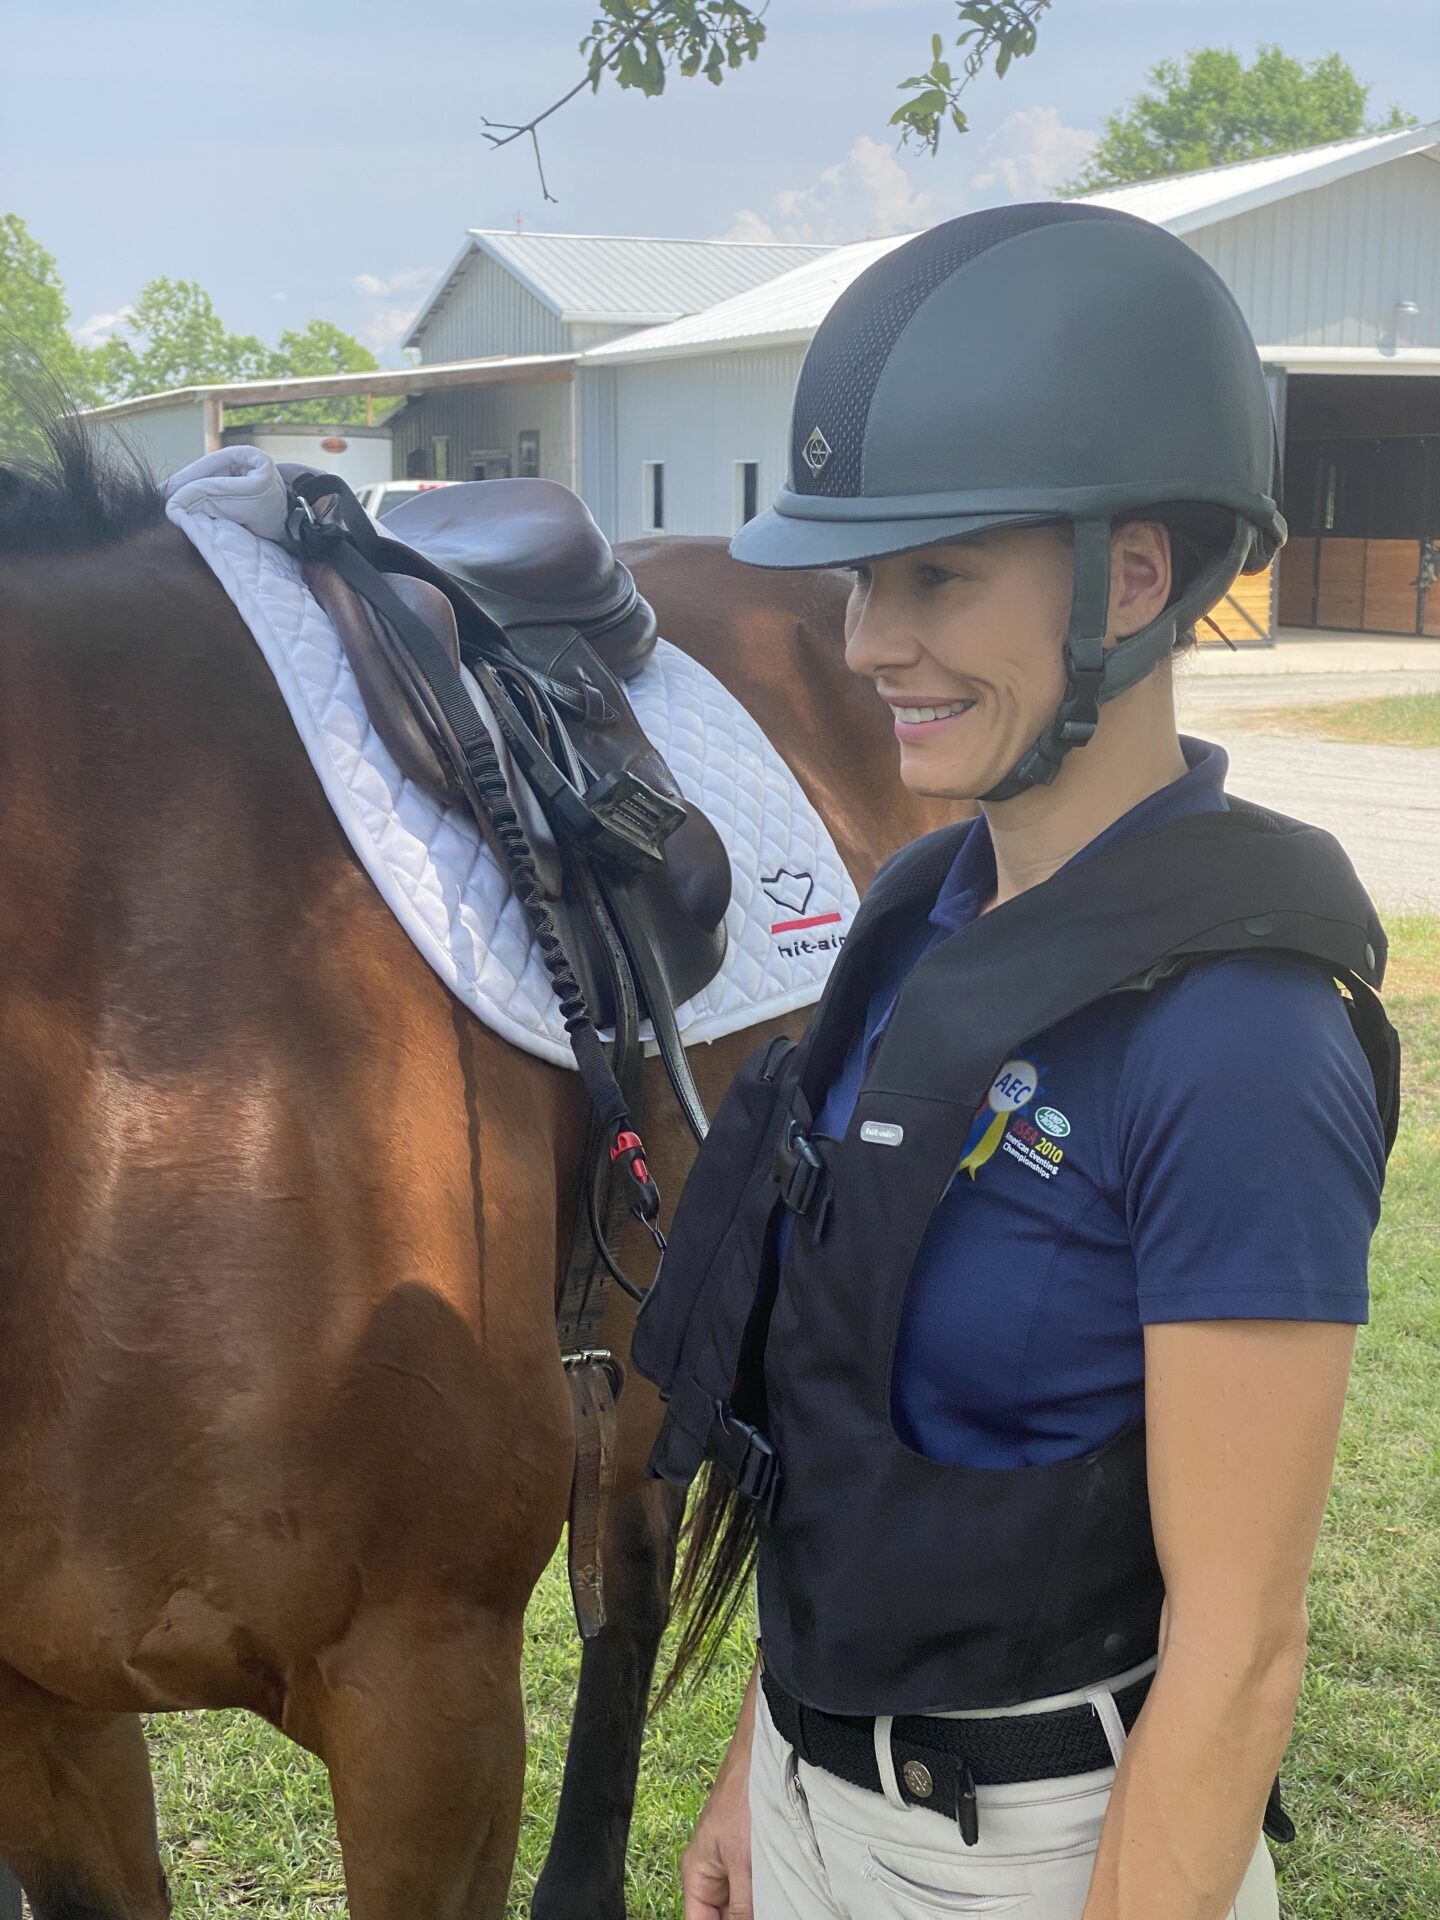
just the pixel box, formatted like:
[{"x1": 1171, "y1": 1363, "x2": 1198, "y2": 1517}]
[
  {"x1": 0, "y1": 1863, "x2": 23, "y2": 1918},
  {"x1": 365, "y1": 391, "x2": 375, "y2": 427}
]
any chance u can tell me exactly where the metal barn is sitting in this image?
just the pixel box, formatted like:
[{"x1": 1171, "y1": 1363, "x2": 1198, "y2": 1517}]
[
  {"x1": 389, "y1": 230, "x2": 832, "y2": 491},
  {"x1": 580, "y1": 122, "x2": 1440, "y2": 641}
]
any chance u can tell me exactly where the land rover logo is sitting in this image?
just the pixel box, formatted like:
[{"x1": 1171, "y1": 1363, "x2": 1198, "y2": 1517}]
[
  {"x1": 803, "y1": 426, "x2": 833, "y2": 474},
  {"x1": 1035, "y1": 1106, "x2": 1071, "y2": 1138}
]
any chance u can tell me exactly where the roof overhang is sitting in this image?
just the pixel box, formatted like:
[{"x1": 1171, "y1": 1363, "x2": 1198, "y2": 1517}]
[
  {"x1": 1163, "y1": 123, "x2": 1440, "y2": 235},
  {"x1": 583, "y1": 325, "x2": 818, "y2": 368},
  {"x1": 1258, "y1": 345, "x2": 1440, "y2": 376},
  {"x1": 79, "y1": 353, "x2": 577, "y2": 424}
]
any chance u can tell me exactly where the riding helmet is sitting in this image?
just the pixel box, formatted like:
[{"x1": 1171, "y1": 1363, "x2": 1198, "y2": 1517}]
[{"x1": 730, "y1": 202, "x2": 1285, "y2": 797}]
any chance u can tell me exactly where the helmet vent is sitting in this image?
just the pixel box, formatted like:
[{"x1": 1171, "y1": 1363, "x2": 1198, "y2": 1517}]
[{"x1": 790, "y1": 202, "x2": 1130, "y2": 499}]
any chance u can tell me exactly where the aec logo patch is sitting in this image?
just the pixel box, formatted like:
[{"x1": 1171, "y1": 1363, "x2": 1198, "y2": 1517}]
[{"x1": 956, "y1": 1057, "x2": 1069, "y2": 1183}]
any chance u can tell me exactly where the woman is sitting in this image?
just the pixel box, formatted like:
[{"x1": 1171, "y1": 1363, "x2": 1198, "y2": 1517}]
[{"x1": 634, "y1": 204, "x2": 1397, "y2": 1920}]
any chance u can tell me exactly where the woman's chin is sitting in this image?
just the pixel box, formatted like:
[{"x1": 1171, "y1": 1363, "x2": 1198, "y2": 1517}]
[{"x1": 897, "y1": 746, "x2": 994, "y2": 804}]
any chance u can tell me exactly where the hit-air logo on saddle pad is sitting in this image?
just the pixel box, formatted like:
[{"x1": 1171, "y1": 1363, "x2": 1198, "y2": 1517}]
[
  {"x1": 803, "y1": 427, "x2": 833, "y2": 475},
  {"x1": 761, "y1": 868, "x2": 845, "y2": 955}
]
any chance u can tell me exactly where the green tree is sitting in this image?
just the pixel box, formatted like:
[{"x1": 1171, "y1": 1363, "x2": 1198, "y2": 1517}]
[
  {"x1": 1059, "y1": 45, "x2": 1415, "y2": 196},
  {"x1": 238, "y1": 318, "x2": 381, "y2": 426},
  {"x1": 94, "y1": 277, "x2": 269, "y2": 400},
  {"x1": 0, "y1": 213, "x2": 101, "y2": 452},
  {"x1": 94, "y1": 283, "x2": 379, "y2": 423}
]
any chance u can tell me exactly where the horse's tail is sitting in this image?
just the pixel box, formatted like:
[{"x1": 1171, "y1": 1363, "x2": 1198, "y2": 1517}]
[{"x1": 653, "y1": 1465, "x2": 758, "y2": 1710}]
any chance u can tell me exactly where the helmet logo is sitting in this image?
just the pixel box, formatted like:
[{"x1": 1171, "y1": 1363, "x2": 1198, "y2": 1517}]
[{"x1": 802, "y1": 426, "x2": 833, "y2": 475}]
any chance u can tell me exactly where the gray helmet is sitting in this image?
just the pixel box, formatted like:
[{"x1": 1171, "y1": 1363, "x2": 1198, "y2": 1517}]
[{"x1": 731, "y1": 202, "x2": 1284, "y2": 797}]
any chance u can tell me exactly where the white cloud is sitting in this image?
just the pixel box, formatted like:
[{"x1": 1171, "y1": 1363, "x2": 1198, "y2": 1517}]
[
  {"x1": 348, "y1": 266, "x2": 439, "y2": 360},
  {"x1": 720, "y1": 135, "x2": 933, "y2": 245},
  {"x1": 359, "y1": 304, "x2": 424, "y2": 354},
  {"x1": 965, "y1": 107, "x2": 1096, "y2": 202},
  {"x1": 352, "y1": 266, "x2": 436, "y2": 299},
  {"x1": 72, "y1": 307, "x2": 132, "y2": 348}
]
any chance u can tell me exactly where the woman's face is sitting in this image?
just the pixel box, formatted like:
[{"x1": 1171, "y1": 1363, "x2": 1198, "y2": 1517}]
[
  {"x1": 842, "y1": 521, "x2": 1171, "y2": 802},
  {"x1": 842, "y1": 524, "x2": 1077, "y2": 802}
]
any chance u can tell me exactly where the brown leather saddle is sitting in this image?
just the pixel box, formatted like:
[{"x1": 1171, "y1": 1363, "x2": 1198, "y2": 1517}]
[
  {"x1": 282, "y1": 470, "x2": 736, "y2": 1640},
  {"x1": 291, "y1": 475, "x2": 733, "y2": 1052}
]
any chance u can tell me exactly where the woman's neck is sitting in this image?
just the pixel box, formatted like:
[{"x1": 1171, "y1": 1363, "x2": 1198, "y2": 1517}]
[{"x1": 980, "y1": 671, "x2": 1188, "y2": 912}]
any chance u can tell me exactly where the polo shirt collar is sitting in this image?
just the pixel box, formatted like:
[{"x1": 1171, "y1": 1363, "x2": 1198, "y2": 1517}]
[{"x1": 927, "y1": 735, "x2": 1229, "y2": 938}]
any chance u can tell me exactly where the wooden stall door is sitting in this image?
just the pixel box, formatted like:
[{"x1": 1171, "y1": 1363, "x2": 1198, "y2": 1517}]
[
  {"x1": 1315, "y1": 538, "x2": 1366, "y2": 629},
  {"x1": 1276, "y1": 539, "x2": 1317, "y2": 627}
]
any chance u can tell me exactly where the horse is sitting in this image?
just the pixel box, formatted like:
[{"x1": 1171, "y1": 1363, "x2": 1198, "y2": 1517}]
[{"x1": 0, "y1": 421, "x2": 953, "y2": 1920}]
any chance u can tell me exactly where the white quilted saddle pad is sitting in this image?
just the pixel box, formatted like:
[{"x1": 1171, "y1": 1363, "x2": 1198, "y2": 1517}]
[{"x1": 165, "y1": 450, "x2": 859, "y2": 1069}]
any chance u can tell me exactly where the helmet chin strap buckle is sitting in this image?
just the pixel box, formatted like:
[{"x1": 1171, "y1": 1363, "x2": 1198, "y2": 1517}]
[{"x1": 1057, "y1": 654, "x2": 1104, "y2": 746}]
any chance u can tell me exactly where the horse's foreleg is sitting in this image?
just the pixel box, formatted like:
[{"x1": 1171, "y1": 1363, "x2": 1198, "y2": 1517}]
[
  {"x1": 0, "y1": 1680, "x2": 168, "y2": 1920},
  {"x1": 289, "y1": 1594, "x2": 527, "y2": 1920},
  {"x1": 532, "y1": 1474, "x2": 685, "y2": 1920}
]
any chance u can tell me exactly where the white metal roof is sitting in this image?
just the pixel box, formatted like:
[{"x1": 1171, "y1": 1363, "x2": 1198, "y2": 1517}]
[
  {"x1": 77, "y1": 353, "x2": 577, "y2": 421},
  {"x1": 404, "y1": 231, "x2": 834, "y2": 349},
  {"x1": 582, "y1": 236, "x2": 912, "y2": 365},
  {"x1": 1076, "y1": 120, "x2": 1440, "y2": 234}
]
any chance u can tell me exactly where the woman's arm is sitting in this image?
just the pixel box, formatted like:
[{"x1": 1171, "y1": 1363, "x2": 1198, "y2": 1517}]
[
  {"x1": 1082, "y1": 1316, "x2": 1357, "y2": 1920},
  {"x1": 682, "y1": 1656, "x2": 760, "y2": 1920}
]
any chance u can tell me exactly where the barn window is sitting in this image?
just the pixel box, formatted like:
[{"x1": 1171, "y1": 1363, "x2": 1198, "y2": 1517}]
[
  {"x1": 643, "y1": 461, "x2": 665, "y2": 532},
  {"x1": 735, "y1": 460, "x2": 760, "y2": 528},
  {"x1": 406, "y1": 447, "x2": 427, "y2": 479},
  {"x1": 518, "y1": 430, "x2": 541, "y2": 478},
  {"x1": 431, "y1": 435, "x2": 450, "y2": 481}
]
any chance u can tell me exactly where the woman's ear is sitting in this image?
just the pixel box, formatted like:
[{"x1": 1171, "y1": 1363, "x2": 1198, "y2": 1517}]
[{"x1": 1108, "y1": 521, "x2": 1173, "y2": 642}]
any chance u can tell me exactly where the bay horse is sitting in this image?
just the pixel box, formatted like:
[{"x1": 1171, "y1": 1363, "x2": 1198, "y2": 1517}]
[{"x1": 0, "y1": 422, "x2": 952, "y2": 1920}]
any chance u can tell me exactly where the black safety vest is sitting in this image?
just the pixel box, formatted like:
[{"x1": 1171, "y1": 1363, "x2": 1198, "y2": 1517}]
[{"x1": 633, "y1": 801, "x2": 1401, "y2": 1716}]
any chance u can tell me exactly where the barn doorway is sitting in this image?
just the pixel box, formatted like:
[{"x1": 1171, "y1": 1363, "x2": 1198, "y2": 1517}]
[{"x1": 1279, "y1": 374, "x2": 1440, "y2": 637}]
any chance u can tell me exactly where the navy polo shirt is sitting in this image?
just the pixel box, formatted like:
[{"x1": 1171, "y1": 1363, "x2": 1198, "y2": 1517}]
[{"x1": 797, "y1": 738, "x2": 1385, "y2": 1470}]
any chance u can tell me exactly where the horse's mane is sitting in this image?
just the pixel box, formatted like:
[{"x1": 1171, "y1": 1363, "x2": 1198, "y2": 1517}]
[{"x1": 0, "y1": 403, "x2": 164, "y2": 556}]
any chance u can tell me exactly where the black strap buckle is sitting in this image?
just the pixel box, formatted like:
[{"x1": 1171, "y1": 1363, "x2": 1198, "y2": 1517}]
[
  {"x1": 1057, "y1": 659, "x2": 1104, "y2": 746},
  {"x1": 586, "y1": 767, "x2": 688, "y2": 858},
  {"x1": 710, "y1": 1406, "x2": 781, "y2": 1514},
  {"x1": 774, "y1": 1120, "x2": 826, "y2": 1221}
]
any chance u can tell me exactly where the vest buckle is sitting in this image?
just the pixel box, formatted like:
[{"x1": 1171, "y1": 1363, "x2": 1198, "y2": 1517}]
[
  {"x1": 710, "y1": 1406, "x2": 781, "y2": 1515},
  {"x1": 775, "y1": 1121, "x2": 826, "y2": 1222}
]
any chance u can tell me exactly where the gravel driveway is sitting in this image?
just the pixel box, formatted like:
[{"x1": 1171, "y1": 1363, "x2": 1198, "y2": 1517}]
[{"x1": 1175, "y1": 659, "x2": 1440, "y2": 915}]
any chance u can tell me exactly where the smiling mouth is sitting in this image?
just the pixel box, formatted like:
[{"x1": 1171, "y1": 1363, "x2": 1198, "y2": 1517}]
[{"x1": 891, "y1": 700, "x2": 975, "y2": 723}]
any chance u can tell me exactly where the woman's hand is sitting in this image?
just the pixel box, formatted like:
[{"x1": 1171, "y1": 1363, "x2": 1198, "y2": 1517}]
[{"x1": 683, "y1": 1661, "x2": 759, "y2": 1920}]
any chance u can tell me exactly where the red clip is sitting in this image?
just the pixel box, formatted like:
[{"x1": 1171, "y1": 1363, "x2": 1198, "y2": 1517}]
[{"x1": 610, "y1": 1128, "x2": 649, "y2": 1185}]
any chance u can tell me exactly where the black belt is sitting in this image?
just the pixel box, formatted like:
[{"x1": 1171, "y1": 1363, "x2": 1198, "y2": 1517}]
[
  {"x1": 761, "y1": 1668, "x2": 1296, "y2": 1850},
  {"x1": 762, "y1": 1667, "x2": 1153, "y2": 1845}
]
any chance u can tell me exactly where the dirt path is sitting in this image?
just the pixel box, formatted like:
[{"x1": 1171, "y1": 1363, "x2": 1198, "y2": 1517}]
[{"x1": 1175, "y1": 664, "x2": 1440, "y2": 914}]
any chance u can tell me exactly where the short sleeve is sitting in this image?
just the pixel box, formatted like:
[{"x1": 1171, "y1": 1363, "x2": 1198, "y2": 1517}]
[{"x1": 1119, "y1": 957, "x2": 1385, "y2": 1326}]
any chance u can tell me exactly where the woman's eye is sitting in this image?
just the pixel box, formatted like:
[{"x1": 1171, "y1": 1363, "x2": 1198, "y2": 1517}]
[{"x1": 917, "y1": 565, "x2": 958, "y2": 589}]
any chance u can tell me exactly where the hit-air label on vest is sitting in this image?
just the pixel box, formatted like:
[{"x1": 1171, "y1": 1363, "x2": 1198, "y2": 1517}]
[{"x1": 860, "y1": 1121, "x2": 905, "y2": 1147}]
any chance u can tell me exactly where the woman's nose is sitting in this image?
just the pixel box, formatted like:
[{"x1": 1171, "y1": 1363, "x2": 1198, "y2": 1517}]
[{"x1": 844, "y1": 589, "x2": 922, "y2": 681}]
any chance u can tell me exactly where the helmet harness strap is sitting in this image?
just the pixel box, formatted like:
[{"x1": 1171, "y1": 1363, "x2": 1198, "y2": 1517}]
[{"x1": 982, "y1": 517, "x2": 1254, "y2": 803}]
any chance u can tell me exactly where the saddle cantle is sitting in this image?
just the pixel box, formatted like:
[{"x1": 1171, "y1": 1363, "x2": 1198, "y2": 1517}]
[{"x1": 381, "y1": 479, "x2": 658, "y2": 683}]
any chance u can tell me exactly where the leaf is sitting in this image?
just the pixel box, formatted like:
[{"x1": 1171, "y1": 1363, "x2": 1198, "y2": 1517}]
[
  {"x1": 932, "y1": 31, "x2": 943, "y2": 58},
  {"x1": 951, "y1": 104, "x2": 969, "y2": 132},
  {"x1": 616, "y1": 39, "x2": 646, "y2": 87},
  {"x1": 996, "y1": 43, "x2": 1012, "y2": 78},
  {"x1": 909, "y1": 86, "x2": 947, "y2": 114}
]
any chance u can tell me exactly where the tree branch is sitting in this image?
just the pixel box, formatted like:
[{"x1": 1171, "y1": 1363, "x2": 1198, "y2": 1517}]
[{"x1": 481, "y1": 1, "x2": 683, "y2": 202}]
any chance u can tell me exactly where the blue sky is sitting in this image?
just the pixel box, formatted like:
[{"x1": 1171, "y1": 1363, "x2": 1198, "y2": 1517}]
[{"x1": 4, "y1": 0, "x2": 1435, "y2": 364}]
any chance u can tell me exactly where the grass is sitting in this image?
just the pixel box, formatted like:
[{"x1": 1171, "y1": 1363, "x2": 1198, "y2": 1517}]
[
  {"x1": 1241, "y1": 692, "x2": 1440, "y2": 750},
  {"x1": 64, "y1": 920, "x2": 1440, "y2": 1917}
]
